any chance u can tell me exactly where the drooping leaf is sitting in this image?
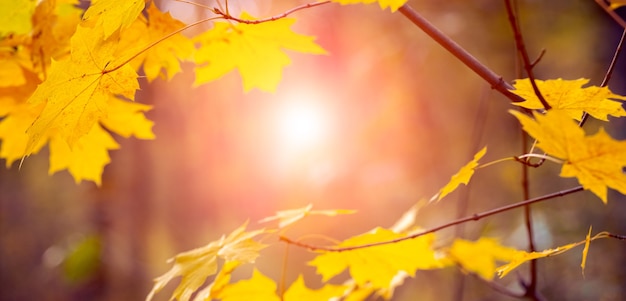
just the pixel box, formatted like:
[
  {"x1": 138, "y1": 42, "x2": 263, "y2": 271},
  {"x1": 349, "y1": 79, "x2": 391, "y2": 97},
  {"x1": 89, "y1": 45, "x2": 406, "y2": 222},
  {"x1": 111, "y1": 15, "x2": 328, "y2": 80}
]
[
  {"x1": 216, "y1": 268, "x2": 280, "y2": 301},
  {"x1": 510, "y1": 110, "x2": 626, "y2": 203},
  {"x1": 259, "y1": 204, "x2": 356, "y2": 228},
  {"x1": 448, "y1": 237, "x2": 521, "y2": 280},
  {"x1": 283, "y1": 275, "x2": 348, "y2": 301},
  {"x1": 146, "y1": 222, "x2": 267, "y2": 301},
  {"x1": 81, "y1": 0, "x2": 145, "y2": 39},
  {"x1": 48, "y1": 124, "x2": 120, "y2": 185},
  {"x1": 192, "y1": 260, "x2": 241, "y2": 301},
  {"x1": 308, "y1": 227, "x2": 446, "y2": 290},
  {"x1": 25, "y1": 24, "x2": 139, "y2": 155},
  {"x1": 193, "y1": 13, "x2": 326, "y2": 92},
  {"x1": 511, "y1": 78, "x2": 626, "y2": 121},
  {"x1": 431, "y1": 147, "x2": 487, "y2": 202},
  {"x1": 331, "y1": 0, "x2": 409, "y2": 12}
]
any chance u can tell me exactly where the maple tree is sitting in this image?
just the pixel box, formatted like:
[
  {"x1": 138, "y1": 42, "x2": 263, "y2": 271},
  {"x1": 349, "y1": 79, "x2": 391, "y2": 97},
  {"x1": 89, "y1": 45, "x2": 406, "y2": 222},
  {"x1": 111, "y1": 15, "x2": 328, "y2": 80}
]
[{"x1": 1, "y1": 0, "x2": 626, "y2": 300}]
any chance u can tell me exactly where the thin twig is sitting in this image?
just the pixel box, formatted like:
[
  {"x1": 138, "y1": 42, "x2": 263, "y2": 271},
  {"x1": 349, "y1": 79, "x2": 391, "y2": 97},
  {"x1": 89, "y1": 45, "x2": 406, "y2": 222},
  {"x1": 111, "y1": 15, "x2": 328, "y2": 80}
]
[
  {"x1": 397, "y1": 5, "x2": 525, "y2": 103},
  {"x1": 503, "y1": 0, "x2": 551, "y2": 110},
  {"x1": 214, "y1": 1, "x2": 331, "y2": 24},
  {"x1": 579, "y1": 28, "x2": 626, "y2": 127},
  {"x1": 595, "y1": 0, "x2": 626, "y2": 29},
  {"x1": 281, "y1": 186, "x2": 584, "y2": 252}
]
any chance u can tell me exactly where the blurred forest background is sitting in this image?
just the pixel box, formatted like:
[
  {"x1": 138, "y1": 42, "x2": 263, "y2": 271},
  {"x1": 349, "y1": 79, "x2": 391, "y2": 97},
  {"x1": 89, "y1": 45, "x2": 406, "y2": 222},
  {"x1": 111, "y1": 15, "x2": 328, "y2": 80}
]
[{"x1": 1, "y1": 0, "x2": 626, "y2": 300}]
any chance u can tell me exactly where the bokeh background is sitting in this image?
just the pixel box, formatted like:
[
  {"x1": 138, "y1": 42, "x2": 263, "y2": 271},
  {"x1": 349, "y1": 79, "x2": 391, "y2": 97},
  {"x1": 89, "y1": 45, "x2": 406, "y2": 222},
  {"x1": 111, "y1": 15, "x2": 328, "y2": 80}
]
[{"x1": 2, "y1": 0, "x2": 625, "y2": 300}]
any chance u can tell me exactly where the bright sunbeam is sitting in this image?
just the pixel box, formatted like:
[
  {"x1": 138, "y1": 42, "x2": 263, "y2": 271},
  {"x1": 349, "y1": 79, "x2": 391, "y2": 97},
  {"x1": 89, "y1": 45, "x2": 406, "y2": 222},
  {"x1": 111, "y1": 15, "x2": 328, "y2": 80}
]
[{"x1": 274, "y1": 96, "x2": 331, "y2": 155}]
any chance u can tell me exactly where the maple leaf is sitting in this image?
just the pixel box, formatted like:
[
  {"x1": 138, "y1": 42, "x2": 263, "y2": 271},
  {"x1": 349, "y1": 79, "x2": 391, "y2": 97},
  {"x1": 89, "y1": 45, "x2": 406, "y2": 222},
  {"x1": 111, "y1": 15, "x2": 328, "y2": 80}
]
[
  {"x1": 431, "y1": 147, "x2": 487, "y2": 202},
  {"x1": 510, "y1": 110, "x2": 626, "y2": 203},
  {"x1": 331, "y1": 0, "x2": 409, "y2": 12},
  {"x1": 511, "y1": 78, "x2": 626, "y2": 121},
  {"x1": 283, "y1": 275, "x2": 348, "y2": 301},
  {"x1": 118, "y1": 4, "x2": 194, "y2": 82},
  {"x1": 0, "y1": 0, "x2": 36, "y2": 37},
  {"x1": 81, "y1": 0, "x2": 145, "y2": 39},
  {"x1": 217, "y1": 268, "x2": 280, "y2": 301},
  {"x1": 192, "y1": 260, "x2": 241, "y2": 301},
  {"x1": 193, "y1": 13, "x2": 326, "y2": 92},
  {"x1": 259, "y1": 204, "x2": 356, "y2": 228},
  {"x1": 146, "y1": 222, "x2": 267, "y2": 301},
  {"x1": 496, "y1": 239, "x2": 587, "y2": 278},
  {"x1": 308, "y1": 227, "x2": 445, "y2": 290},
  {"x1": 25, "y1": 24, "x2": 139, "y2": 154},
  {"x1": 100, "y1": 98, "x2": 154, "y2": 139},
  {"x1": 448, "y1": 237, "x2": 521, "y2": 280},
  {"x1": 48, "y1": 124, "x2": 119, "y2": 185}
]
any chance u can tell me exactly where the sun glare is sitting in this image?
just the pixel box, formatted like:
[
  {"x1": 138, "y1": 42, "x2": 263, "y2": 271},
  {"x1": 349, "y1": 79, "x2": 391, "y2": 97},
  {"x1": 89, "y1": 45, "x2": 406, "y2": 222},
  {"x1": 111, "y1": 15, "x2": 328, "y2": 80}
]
[{"x1": 274, "y1": 97, "x2": 331, "y2": 154}]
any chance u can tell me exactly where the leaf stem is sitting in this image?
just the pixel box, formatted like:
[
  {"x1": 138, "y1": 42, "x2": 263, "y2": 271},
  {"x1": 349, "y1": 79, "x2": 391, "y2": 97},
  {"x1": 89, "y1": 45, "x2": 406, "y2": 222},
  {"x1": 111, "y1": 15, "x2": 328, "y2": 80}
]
[
  {"x1": 280, "y1": 186, "x2": 584, "y2": 252},
  {"x1": 397, "y1": 5, "x2": 525, "y2": 103},
  {"x1": 516, "y1": 153, "x2": 564, "y2": 165}
]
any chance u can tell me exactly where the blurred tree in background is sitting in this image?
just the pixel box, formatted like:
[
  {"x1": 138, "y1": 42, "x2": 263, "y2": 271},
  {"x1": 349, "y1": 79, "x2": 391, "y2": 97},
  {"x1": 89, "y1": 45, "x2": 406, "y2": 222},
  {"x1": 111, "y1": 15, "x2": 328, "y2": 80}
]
[{"x1": 1, "y1": 1, "x2": 625, "y2": 300}]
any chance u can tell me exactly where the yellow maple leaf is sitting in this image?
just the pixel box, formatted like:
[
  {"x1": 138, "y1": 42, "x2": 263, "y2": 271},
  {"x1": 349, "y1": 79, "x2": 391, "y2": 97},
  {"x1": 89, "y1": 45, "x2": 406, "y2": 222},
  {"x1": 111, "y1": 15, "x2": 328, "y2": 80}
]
[
  {"x1": 511, "y1": 78, "x2": 626, "y2": 121},
  {"x1": 431, "y1": 147, "x2": 487, "y2": 202},
  {"x1": 217, "y1": 268, "x2": 280, "y2": 301},
  {"x1": 100, "y1": 98, "x2": 154, "y2": 139},
  {"x1": 308, "y1": 227, "x2": 445, "y2": 290},
  {"x1": 283, "y1": 275, "x2": 348, "y2": 301},
  {"x1": 331, "y1": 0, "x2": 409, "y2": 12},
  {"x1": 48, "y1": 124, "x2": 119, "y2": 185},
  {"x1": 146, "y1": 222, "x2": 267, "y2": 301},
  {"x1": 25, "y1": 24, "x2": 139, "y2": 154},
  {"x1": 510, "y1": 110, "x2": 626, "y2": 203},
  {"x1": 0, "y1": 0, "x2": 37, "y2": 37},
  {"x1": 81, "y1": 0, "x2": 145, "y2": 39},
  {"x1": 193, "y1": 13, "x2": 326, "y2": 92},
  {"x1": 259, "y1": 204, "x2": 356, "y2": 228},
  {"x1": 0, "y1": 103, "x2": 46, "y2": 167},
  {"x1": 192, "y1": 260, "x2": 241, "y2": 301},
  {"x1": 448, "y1": 237, "x2": 521, "y2": 280}
]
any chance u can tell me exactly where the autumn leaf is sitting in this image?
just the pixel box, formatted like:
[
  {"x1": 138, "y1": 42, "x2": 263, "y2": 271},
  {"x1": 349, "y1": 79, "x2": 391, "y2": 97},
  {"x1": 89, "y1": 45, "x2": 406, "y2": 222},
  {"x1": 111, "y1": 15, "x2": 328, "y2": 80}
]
[
  {"x1": 283, "y1": 275, "x2": 348, "y2": 301},
  {"x1": 25, "y1": 24, "x2": 139, "y2": 154},
  {"x1": 118, "y1": 4, "x2": 194, "y2": 82},
  {"x1": 193, "y1": 13, "x2": 326, "y2": 92},
  {"x1": 0, "y1": 0, "x2": 36, "y2": 37},
  {"x1": 431, "y1": 147, "x2": 487, "y2": 202},
  {"x1": 259, "y1": 204, "x2": 356, "y2": 228},
  {"x1": 510, "y1": 110, "x2": 626, "y2": 203},
  {"x1": 308, "y1": 227, "x2": 446, "y2": 290},
  {"x1": 146, "y1": 222, "x2": 267, "y2": 301},
  {"x1": 191, "y1": 260, "x2": 241, "y2": 301},
  {"x1": 100, "y1": 97, "x2": 154, "y2": 139},
  {"x1": 81, "y1": 0, "x2": 145, "y2": 39},
  {"x1": 48, "y1": 124, "x2": 120, "y2": 185},
  {"x1": 331, "y1": 0, "x2": 409, "y2": 12},
  {"x1": 448, "y1": 237, "x2": 521, "y2": 280},
  {"x1": 511, "y1": 78, "x2": 626, "y2": 121},
  {"x1": 217, "y1": 268, "x2": 280, "y2": 301}
]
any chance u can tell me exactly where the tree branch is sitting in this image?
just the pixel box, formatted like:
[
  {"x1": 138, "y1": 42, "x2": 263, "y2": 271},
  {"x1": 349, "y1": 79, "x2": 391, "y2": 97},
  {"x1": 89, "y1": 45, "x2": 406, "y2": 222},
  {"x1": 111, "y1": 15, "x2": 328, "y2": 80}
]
[
  {"x1": 281, "y1": 186, "x2": 584, "y2": 252},
  {"x1": 397, "y1": 5, "x2": 525, "y2": 103}
]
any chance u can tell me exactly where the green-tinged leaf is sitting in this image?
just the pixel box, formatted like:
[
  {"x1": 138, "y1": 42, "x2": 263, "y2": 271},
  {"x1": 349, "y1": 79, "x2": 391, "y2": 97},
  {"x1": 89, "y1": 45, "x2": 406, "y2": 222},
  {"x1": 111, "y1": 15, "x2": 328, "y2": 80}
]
[
  {"x1": 510, "y1": 78, "x2": 626, "y2": 121},
  {"x1": 259, "y1": 204, "x2": 356, "y2": 228},
  {"x1": 217, "y1": 268, "x2": 280, "y2": 301},
  {"x1": 431, "y1": 147, "x2": 487, "y2": 202},
  {"x1": 146, "y1": 222, "x2": 267, "y2": 301},
  {"x1": 193, "y1": 13, "x2": 326, "y2": 92},
  {"x1": 510, "y1": 110, "x2": 626, "y2": 203},
  {"x1": 308, "y1": 227, "x2": 447, "y2": 290}
]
